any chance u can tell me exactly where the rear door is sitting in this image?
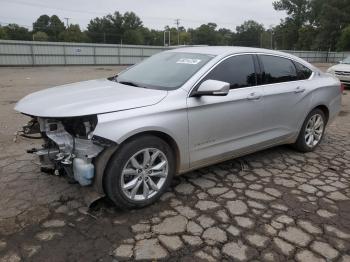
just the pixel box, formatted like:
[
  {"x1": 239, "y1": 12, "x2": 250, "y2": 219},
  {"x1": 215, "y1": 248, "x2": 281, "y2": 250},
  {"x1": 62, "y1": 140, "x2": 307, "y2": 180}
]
[{"x1": 258, "y1": 54, "x2": 312, "y2": 140}]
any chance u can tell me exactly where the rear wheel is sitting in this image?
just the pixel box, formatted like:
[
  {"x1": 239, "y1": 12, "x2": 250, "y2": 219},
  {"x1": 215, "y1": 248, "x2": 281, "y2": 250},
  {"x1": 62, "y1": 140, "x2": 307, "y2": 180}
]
[
  {"x1": 104, "y1": 135, "x2": 175, "y2": 209},
  {"x1": 293, "y1": 108, "x2": 326, "y2": 152}
]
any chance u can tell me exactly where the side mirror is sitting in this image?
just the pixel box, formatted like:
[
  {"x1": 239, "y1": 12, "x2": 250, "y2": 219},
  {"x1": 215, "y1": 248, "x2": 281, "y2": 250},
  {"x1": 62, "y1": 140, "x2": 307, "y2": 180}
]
[
  {"x1": 193, "y1": 80, "x2": 230, "y2": 97},
  {"x1": 107, "y1": 74, "x2": 119, "y2": 81}
]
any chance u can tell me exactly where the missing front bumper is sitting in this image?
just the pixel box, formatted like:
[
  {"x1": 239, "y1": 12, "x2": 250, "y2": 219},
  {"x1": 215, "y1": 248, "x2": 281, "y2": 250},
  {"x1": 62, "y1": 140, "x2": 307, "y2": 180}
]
[{"x1": 22, "y1": 117, "x2": 105, "y2": 187}]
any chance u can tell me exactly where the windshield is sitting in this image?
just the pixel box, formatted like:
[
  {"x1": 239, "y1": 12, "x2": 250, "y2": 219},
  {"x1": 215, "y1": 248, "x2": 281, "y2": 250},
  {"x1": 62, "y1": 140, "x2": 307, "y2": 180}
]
[
  {"x1": 116, "y1": 52, "x2": 214, "y2": 90},
  {"x1": 343, "y1": 56, "x2": 350, "y2": 64}
]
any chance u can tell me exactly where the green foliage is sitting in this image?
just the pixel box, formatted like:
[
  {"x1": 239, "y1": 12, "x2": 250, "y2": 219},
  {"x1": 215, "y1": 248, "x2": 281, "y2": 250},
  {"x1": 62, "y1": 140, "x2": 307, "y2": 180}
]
[
  {"x1": 2, "y1": 24, "x2": 31, "y2": 40},
  {"x1": 233, "y1": 20, "x2": 265, "y2": 47},
  {"x1": 337, "y1": 25, "x2": 350, "y2": 51},
  {"x1": 58, "y1": 24, "x2": 90, "y2": 43},
  {"x1": 140, "y1": 28, "x2": 163, "y2": 45},
  {"x1": 32, "y1": 15, "x2": 65, "y2": 41},
  {"x1": 273, "y1": 0, "x2": 310, "y2": 27},
  {"x1": 32, "y1": 15, "x2": 50, "y2": 33},
  {"x1": 191, "y1": 23, "x2": 223, "y2": 45},
  {"x1": 87, "y1": 11, "x2": 144, "y2": 44},
  {"x1": 122, "y1": 30, "x2": 143, "y2": 45},
  {"x1": 313, "y1": 0, "x2": 350, "y2": 50},
  {"x1": 33, "y1": 31, "x2": 49, "y2": 41},
  {"x1": 2, "y1": 6, "x2": 350, "y2": 50},
  {"x1": 297, "y1": 25, "x2": 318, "y2": 50},
  {"x1": 274, "y1": 19, "x2": 299, "y2": 50},
  {"x1": 0, "y1": 26, "x2": 8, "y2": 39},
  {"x1": 273, "y1": 0, "x2": 311, "y2": 50},
  {"x1": 49, "y1": 15, "x2": 65, "y2": 41},
  {"x1": 274, "y1": 0, "x2": 350, "y2": 51}
]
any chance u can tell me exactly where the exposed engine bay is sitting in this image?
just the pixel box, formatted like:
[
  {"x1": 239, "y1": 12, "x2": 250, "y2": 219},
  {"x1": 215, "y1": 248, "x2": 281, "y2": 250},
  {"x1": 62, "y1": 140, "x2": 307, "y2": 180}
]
[{"x1": 17, "y1": 115, "x2": 111, "y2": 187}]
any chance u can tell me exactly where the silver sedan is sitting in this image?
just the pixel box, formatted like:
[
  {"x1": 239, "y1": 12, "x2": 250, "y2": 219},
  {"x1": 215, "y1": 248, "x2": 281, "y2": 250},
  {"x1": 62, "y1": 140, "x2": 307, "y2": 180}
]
[{"x1": 15, "y1": 47, "x2": 342, "y2": 208}]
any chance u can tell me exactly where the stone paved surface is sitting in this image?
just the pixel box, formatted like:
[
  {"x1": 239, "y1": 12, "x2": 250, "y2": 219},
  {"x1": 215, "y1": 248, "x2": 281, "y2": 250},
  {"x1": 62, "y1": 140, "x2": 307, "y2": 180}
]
[{"x1": 1, "y1": 65, "x2": 350, "y2": 261}]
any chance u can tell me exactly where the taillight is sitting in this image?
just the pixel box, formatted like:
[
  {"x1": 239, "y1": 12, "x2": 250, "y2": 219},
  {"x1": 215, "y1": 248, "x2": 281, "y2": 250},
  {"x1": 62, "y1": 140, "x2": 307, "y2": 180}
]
[{"x1": 340, "y1": 83, "x2": 345, "y2": 93}]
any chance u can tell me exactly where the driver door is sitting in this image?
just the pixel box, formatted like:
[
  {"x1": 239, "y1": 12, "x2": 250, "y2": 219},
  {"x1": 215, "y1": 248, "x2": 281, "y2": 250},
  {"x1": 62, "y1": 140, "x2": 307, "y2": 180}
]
[{"x1": 187, "y1": 54, "x2": 265, "y2": 168}]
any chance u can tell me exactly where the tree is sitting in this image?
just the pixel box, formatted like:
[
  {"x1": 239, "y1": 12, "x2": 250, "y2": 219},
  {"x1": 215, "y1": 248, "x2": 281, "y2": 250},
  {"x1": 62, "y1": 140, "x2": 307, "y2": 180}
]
[
  {"x1": 337, "y1": 25, "x2": 350, "y2": 51},
  {"x1": 122, "y1": 30, "x2": 143, "y2": 45},
  {"x1": 179, "y1": 30, "x2": 191, "y2": 45},
  {"x1": 48, "y1": 15, "x2": 65, "y2": 41},
  {"x1": 33, "y1": 15, "x2": 65, "y2": 41},
  {"x1": 273, "y1": 0, "x2": 350, "y2": 50},
  {"x1": 122, "y1": 12, "x2": 143, "y2": 30},
  {"x1": 33, "y1": 31, "x2": 49, "y2": 41},
  {"x1": 312, "y1": 0, "x2": 350, "y2": 50},
  {"x1": 87, "y1": 11, "x2": 143, "y2": 44},
  {"x1": 218, "y1": 28, "x2": 233, "y2": 46},
  {"x1": 234, "y1": 20, "x2": 265, "y2": 47},
  {"x1": 273, "y1": 0, "x2": 310, "y2": 28},
  {"x1": 0, "y1": 26, "x2": 7, "y2": 39},
  {"x1": 191, "y1": 23, "x2": 223, "y2": 45},
  {"x1": 120, "y1": 12, "x2": 144, "y2": 44},
  {"x1": 33, "y1": 15, "x2": 50, "y2": 33},
  {"x1": 2, "y1": 24, "x2": 31, "y2": 40},
  {"x1": 273, "y1": 19, "x2": 298, "y2": 50},
  {"x1": 58, "y1": 24, "x2": 90, "y2": 42},
  {"x1": 297, "y1": 25, "x2": 318, "y2": 50},
  {"x1": 273, "y1": 0, "x2": 311, "y2": 49},
  {"x1": 140, "y1": 28, "x2": 162, "y2": 45}
]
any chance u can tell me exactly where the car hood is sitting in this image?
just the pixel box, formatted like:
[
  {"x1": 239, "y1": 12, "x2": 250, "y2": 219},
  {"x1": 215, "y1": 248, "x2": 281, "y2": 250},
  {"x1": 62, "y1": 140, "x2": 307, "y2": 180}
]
[
  {"x1": 15, "y1": 79, "x2": 168, "y2": 117},
  {"x1": 329, "y1": 64, "x2": 350, "y2": 71}
]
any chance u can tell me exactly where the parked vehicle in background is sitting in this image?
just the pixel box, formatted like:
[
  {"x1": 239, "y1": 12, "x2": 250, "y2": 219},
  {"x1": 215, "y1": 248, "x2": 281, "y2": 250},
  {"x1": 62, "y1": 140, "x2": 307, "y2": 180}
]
[
  {"x1": 327, "y1": 56, "x2": 350, "y2": 87},
  {"x1": 15, "y1": 47, "x2": 342, "y2": 209}
]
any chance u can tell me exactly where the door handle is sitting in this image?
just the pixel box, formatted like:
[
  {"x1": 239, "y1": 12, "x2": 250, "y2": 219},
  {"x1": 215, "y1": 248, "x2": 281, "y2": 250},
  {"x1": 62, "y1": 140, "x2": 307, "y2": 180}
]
[
  {"x1": 295, "y1": 87, "x2": 306, "y2": 94},
  {"x1": 247, "y1": 92, "x2": 261, "y2": 100}
]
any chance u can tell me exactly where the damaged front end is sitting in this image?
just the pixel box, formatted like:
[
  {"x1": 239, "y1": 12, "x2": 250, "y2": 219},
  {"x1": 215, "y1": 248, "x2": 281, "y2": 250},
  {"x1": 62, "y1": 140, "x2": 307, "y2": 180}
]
[{"x1": 18, "y1": 115, "x2": 113, "y2": 188}]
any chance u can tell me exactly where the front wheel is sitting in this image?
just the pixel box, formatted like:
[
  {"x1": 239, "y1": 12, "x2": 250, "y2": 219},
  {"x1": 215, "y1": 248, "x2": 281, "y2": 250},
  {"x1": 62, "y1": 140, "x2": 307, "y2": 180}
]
[
  {"x1": 104, "y1": 135, "x2": 175, "y2": 209},
  {"x1": 293, "y1": 108, "x2": 326, "y2": 152}
]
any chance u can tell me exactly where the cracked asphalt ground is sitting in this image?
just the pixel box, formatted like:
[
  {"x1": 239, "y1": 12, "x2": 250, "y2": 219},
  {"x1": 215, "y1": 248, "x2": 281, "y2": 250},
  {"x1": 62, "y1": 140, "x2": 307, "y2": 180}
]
[{"x1": 0, "y1": 64, "x2": 350, "y2": 262}]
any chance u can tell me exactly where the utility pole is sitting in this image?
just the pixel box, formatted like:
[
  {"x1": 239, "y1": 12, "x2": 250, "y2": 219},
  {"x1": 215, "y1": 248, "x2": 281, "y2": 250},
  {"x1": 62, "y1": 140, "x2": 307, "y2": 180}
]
[
  {"x1": 64, "y1": 17, "x2": 70, "y2": 28},
  {"x1": 270, "y1": 31, "x2": 273, "y2": 49},
  {"x1": 175, "y1": 19, "x2": 180, "y2": 46},
  {"x1": 269, "y1": 25, "x2": 274, "y2": 50},
  {"x1": 164, "y1": 31, "x2": 171, "y2": 46},
  {"x1": 163, "y1": 31, "x2": 166, "y2": 46}
]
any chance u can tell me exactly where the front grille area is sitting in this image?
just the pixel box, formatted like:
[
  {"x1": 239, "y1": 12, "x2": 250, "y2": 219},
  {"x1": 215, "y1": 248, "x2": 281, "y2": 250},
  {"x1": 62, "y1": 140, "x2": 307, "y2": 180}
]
[{"x1": 335, "y1": 71, "x2": 350, "y2": 76}]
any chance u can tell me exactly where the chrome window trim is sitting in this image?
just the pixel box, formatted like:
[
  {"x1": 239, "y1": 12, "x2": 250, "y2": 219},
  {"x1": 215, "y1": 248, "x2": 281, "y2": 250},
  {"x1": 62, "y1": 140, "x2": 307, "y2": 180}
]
[{"x1": 188, "y1": 52, "x2": 315, "y2": 97}]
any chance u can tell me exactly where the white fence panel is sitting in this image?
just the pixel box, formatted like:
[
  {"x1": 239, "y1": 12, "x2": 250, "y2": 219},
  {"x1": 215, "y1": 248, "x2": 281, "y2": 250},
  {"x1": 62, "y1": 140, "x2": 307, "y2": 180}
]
[{"x1": 1, "y1": 40, "x2": 349, "y2": 66}]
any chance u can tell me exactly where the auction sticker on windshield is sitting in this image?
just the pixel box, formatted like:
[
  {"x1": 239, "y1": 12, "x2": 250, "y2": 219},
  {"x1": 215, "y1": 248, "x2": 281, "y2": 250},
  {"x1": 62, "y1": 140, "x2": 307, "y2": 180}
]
[{"x1": 176, "y1": 58, "x2": 202, "y2": 65}]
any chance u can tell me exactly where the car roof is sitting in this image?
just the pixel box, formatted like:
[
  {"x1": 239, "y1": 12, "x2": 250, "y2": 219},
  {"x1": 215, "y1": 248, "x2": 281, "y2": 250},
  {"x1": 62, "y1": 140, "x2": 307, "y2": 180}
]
[{"x1": 168, "y1": 46, "x2": 294, "y2": 58}]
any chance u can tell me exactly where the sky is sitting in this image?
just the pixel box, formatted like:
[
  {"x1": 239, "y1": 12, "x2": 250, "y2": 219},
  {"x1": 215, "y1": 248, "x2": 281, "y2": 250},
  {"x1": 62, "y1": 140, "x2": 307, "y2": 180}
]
[{"x1": 0, "y1": 0, "x2": 286, "y2": 31}]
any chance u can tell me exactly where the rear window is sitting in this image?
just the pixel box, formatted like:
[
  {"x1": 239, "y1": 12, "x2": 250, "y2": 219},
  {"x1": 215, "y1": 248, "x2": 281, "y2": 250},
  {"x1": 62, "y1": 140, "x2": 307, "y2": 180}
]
[
  {"x1": 294, "y1": 62, "x2": 313, "y2": 80},
  {"x1": 260, "y1": 55, "x2": 298, "y2": 84}
]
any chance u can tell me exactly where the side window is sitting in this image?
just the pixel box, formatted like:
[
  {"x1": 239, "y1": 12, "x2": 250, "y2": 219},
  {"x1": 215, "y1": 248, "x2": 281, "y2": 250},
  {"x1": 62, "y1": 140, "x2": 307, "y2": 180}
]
[
  {"x1": 260, "y1": 55, "x2": 298, "y2": 84},
  {"x1": 203, "y1": 55, "x2": 256, "y2": 89},
  {"x1": 294, "y1": 62, "x2": 313, "y2": 80}
]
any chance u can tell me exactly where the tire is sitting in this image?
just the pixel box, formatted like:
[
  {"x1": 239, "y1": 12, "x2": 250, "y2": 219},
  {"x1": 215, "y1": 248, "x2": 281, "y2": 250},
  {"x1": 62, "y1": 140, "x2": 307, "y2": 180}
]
[
  {"x1": 104, "y1": 135, "x2": 175, "y2": 209},
  {"x1": 293, "y1": 108, "x2": 326, "y2": 152}
]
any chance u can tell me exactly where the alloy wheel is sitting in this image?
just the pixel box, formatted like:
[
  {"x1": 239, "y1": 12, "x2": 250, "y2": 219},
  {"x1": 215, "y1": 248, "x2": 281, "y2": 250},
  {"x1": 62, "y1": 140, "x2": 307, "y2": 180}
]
[
  {"x1": 305, "y1": 114, "x2": 324, "y2": 148},
  {"x1": 120, "y1": 148, "x2": 168, "y2": 201}
]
